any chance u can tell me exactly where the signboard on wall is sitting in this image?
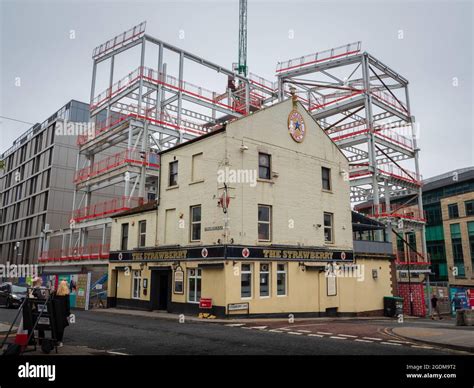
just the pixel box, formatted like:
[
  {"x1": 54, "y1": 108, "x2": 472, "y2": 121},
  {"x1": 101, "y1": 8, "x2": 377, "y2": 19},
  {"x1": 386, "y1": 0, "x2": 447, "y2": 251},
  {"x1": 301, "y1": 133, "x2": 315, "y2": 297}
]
[
  {"x1": 327, "y1": 275, "x2": 337, "y2": 296},
  {"x1": 174, "y1": 267, "x2": 184, "y2": 294}
]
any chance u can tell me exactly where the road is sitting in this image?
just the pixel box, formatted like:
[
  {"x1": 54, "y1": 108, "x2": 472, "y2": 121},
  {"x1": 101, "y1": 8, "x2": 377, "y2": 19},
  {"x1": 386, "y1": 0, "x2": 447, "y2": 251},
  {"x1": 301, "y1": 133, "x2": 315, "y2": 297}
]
[{"x1": 0, "y1": 308, "x2": 467, "y2": 355}]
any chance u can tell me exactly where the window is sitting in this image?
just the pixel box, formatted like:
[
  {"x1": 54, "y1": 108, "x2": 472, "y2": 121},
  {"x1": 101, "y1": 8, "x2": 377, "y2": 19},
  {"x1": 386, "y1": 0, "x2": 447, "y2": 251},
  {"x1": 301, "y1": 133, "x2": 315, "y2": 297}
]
[
  {"x1": 241, "y1": 263, "x2": 252, "y2": 298},
  {"x1": 448, "y1": 203, "x2": 459, "y2": 219},
  {"x1": 191, "y1": 153, "x2": 203, "y2": 182},
  {"x1": 324, "y1": 212, "x2": 334, "y2": 243},
  {"x1": 132, "y1": 271, "x2": 141, "y2": 299},
  {"x1": 258, "y1": 153, "x2": 271, "y2": 180},
  {"x1": 259, "y1": 263, "x2": 270, "y2": 297},
  {"x1": 258, "y1": 205, "x2": 272, "y2": 241},
  {"x1": 450, "y1": 223, "x2": 464, "y2": 277},
  {"x1": 121, "y1": 223, "x2": 129, "y2": 250},
  {"x1": 277, "y1": 263, "x2": 287, "y2": 296},
  {"x1": 190, "y1": 205, "x2": 201, "y2": 241},
  {"x1": 138, "y1": 220, "x2": 146, "y2": 247},
  {"x1": 187, "y1": 268, "x2": 202, "y2": 303},
  {"x1": 322, "y1": 167, "x2": 331, "y2": 191},
  {"x1": 465, "y1": 200, "x2": 474, "y2": 217},
  {"x1": 468, "y1": 222, "x2": 474, "y2": 270},
  {"x1": 169, "y1": 161, "x2": 178, "y2": 186}
]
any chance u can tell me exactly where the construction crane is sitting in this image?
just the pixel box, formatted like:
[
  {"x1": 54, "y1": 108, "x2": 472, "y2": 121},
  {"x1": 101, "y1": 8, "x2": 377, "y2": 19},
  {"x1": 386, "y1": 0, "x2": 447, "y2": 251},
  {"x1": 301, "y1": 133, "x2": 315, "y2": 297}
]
[{"x1": 237, "y1": 0, "x2": 248, "y2": 76}]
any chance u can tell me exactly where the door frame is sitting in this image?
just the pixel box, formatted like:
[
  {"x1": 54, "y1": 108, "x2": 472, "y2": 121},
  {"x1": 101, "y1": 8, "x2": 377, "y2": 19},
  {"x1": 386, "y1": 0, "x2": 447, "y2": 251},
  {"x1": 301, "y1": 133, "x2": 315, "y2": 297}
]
[{"x1": 150, "y1": 267, "x2": 172, "y2": 311}]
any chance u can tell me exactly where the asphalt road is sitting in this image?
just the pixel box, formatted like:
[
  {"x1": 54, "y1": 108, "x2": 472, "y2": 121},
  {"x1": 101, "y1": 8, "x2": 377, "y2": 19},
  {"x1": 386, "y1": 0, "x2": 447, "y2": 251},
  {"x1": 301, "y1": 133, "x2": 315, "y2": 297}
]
[{"x1": 0, "y1": 308, "x2": 462, "y2": 355}]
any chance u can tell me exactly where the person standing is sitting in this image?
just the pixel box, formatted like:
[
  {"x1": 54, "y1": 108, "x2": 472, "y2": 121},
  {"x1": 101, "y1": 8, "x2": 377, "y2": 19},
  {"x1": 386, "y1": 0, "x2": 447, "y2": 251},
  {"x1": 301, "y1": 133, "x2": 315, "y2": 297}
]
[
  {"x1": 452, "y1": 294, "x2": 463, "y2": 312},
  {"x1": 53, "y1": 280, "x2": 71, "y2": 347},
  {"x1": 430, "y1": 294, "x2": 442, "y2": 320}
]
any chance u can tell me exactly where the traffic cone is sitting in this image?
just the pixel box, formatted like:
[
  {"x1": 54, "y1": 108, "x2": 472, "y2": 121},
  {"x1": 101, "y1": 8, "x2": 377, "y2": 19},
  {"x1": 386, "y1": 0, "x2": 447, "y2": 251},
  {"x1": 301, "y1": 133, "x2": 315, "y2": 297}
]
[{"x1": 14, "y1": 318, "x2": 29, "y2": 351}]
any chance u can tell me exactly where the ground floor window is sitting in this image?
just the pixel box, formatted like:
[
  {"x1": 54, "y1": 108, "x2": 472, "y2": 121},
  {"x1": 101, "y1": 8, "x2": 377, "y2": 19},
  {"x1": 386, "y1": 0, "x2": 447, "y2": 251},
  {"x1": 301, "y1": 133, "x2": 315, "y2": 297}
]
[
  {"x1": 187, "y1": 268, "x2": 202, "y2": 303},
  {"x1": 132, "y1": 270, "x2": 141, "y2": 299},
  {"x1": 277, "y1": 263, "x2": 287, "y2": 296},
  {"x1": 241, "y1": 263, "x2": 252, "y2": 298},
  {"x1": 259, "y1": 263, "x2": 270, "y2": 297}
]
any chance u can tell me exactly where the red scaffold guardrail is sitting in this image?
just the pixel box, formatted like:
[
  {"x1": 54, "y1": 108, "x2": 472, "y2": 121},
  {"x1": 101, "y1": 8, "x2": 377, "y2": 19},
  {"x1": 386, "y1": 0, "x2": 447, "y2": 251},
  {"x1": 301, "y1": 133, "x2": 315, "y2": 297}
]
[
  {"x1": 72, "y1": 196, "x2": 143, "y2": 223},
  {"x1": 77, "y1": 111, "x2": 128, "y2": 146},
  {"x1": 371, "y1": 90, "x2": 408, "y2": 115},
  {"x1": 92, "y1": 21, "x2": 146, "y2": 59},
  {"x1": 349, "y1": 163, "x2": 422, "y2": 186},
  {"x1": 39, "y1": 244, "x2": 111, "y2": 263},
  {"x1": 276, "y1": 42, "x2": 362, "y2": 73},
  {"x1": 369, "y1": 203, "x2": 426, "y2": 223},
  {"x1": 74, "y1": 149, "x2": 160, "y2": 184},
  {"x1": 395, "y1": 252, "x2": 431, "y2": 265}
]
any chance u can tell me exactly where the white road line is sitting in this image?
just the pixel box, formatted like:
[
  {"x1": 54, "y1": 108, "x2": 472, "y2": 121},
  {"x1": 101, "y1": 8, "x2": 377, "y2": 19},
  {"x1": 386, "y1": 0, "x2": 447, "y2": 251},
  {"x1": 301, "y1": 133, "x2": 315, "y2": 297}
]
[
  {"x1": 226, "y1": 323, "x2": 245, "y2": 327},
  {"x1": 330, "y1": 336, "x2": 347, "y2": 340},
  {"x1": 288, "y1": 331, "x2": 303, "y2": 335},
  {"x1": 381, "y1": 341, "x2": 402, "y2": 346},
  {"x1": 363, "y1": 337, "x2": 383, "y2": 341},
  {"x1": 411, "y1": 345, "x2": 434, "y2": 349},
  {"x1": 269, "y1": 329, "x2": 284, "y2": 333},
  {"x1": 338, "y1": 334, "x2": 358, "y2": 338},
  {"x1": 317, "y1": 332, "x2": 333, "y2": 335},
  {"x1": 355, "y1": 339, "x2": 373, "y2": 343},
  {"x1": 241, "y1": 327, "x2": 252, "y2": 329},
  {"x1": 308, "y1": 334, "x2": 323, "y2": 337},
  {"x1": 296, "y1": 330, "x2": 312, "y2": 333},
  {"x1": 388, "y1": 339, "x2": 411, "y2": 344},
  {"x1": 107, "y1": 351, "x2": 129, "y2": 355},
  {"x1": 249, "y1": 326, "x2": 268, "y2": 330},
  {"x1": 279, "y1": 328, "x2": 292, "y2": 331}
]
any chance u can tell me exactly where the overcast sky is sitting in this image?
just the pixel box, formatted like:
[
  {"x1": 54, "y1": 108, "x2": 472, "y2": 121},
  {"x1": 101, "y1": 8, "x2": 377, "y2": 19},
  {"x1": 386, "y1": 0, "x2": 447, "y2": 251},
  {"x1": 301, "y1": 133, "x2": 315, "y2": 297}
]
[{"x1": 0, "y1": 0, "x2": 472, "y2": 179}]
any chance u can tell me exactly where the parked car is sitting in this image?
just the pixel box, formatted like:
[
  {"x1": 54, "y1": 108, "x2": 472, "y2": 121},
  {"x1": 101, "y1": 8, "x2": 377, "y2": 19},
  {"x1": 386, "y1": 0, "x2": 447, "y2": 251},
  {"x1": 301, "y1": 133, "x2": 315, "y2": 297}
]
[{"x1": 0, "y1": 283, "x2": 28, "y2": 308}]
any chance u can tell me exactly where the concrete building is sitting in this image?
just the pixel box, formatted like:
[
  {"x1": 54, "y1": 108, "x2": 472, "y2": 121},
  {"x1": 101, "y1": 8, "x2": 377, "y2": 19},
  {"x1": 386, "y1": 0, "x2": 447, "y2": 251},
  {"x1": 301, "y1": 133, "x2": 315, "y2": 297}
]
[
  {"x1": 0, "y1": 100, "x2": 89, "y2": 265},
  {"x1": 107, "y1": 98, "x2": 395, "y2": 317}
]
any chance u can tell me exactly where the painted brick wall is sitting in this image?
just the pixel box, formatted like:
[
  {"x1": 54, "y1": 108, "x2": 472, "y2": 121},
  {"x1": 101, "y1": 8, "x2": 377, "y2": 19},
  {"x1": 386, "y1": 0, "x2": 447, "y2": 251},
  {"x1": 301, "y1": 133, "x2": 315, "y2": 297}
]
[{"x1": 398, "y1": 282, "x2": 426, "y2": 317}]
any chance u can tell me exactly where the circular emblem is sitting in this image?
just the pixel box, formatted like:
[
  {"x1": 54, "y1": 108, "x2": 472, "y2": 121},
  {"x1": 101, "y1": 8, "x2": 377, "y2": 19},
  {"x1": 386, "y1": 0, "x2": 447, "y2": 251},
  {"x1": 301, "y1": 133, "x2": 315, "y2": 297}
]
[
  {"x1": 288, "y1": 110, "x2": 306, "y2": 143},
  {"x1": 242, "y1": 248, "x2": 250, "y2": 258},
  {"x1": 201, "y1": 248, "x2": 208, "y2": 258},
  {"x1": 118, "y1": 252, "x2": 123, "y2": 261},
  {"x1": 341, "y1": 252, "x2": 346, "y2": 260}
]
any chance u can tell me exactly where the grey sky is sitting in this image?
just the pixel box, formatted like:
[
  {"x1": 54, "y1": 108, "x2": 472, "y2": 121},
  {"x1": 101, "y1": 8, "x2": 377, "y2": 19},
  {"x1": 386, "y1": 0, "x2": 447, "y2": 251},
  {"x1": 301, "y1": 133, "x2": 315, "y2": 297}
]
[{"x1": 1, "y1": 0, "x2": 472, "y2": 179}]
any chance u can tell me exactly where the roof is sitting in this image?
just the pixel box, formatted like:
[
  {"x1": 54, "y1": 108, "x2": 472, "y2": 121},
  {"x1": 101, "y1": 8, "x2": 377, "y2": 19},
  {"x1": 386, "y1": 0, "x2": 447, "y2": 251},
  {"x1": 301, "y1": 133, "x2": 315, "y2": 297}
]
[
  {"x1": 422, "y1": 166, "x2": 474, "y2": 192},
  {"x1": 351, "y1": 211, "x2": 385, "y2": 231},
  {"x1": 114, "y1": 200, "x2": 158, "y2": 218}
]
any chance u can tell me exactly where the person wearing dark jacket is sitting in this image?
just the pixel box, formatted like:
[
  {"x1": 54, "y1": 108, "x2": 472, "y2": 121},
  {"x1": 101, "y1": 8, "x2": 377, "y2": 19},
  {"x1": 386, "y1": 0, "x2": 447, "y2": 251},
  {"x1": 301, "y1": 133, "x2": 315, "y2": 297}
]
[{"x1": 54, "y1": 280, "x2": 71, "y2": 347}]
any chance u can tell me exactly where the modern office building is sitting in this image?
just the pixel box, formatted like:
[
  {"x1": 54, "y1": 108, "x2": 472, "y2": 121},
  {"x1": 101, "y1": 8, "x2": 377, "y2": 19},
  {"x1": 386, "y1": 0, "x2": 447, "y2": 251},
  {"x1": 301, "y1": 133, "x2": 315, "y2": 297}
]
[
  {"x1": 0, "y1": 100, "x2": 89, "y2": 265},
  {"x1": 106, "y1": 98, "x2": 395, "y2": 317}
]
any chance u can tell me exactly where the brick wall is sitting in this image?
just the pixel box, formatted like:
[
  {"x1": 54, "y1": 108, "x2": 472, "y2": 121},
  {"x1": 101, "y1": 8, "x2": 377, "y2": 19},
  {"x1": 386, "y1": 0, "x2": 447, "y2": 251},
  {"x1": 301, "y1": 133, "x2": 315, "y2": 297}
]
[{"x1": 398, "y1": 282, "x2": 426, "y2": 317}]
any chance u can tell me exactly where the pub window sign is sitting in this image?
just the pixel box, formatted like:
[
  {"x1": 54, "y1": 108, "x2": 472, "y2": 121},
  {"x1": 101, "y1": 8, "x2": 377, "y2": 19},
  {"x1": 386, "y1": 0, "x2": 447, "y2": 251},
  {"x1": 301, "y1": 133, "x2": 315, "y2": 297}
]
[{"x1": 174, "y1": 266, "x2": 184, "y2": 294}]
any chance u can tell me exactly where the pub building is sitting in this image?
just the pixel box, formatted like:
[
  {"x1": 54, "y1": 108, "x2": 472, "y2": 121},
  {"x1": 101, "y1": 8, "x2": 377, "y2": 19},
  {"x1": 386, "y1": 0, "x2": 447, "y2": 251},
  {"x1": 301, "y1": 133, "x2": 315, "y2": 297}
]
[{"x1": 107, "y1": 98, "x2": 396, "y2": 317}]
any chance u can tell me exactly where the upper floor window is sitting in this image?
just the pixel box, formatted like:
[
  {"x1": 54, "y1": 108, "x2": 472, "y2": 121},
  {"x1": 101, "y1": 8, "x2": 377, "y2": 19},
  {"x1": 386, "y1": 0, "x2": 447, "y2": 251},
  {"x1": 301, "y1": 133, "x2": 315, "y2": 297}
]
[
  {"x1": 190, "y1": 205, "x2": 202, "y2": 242},
  {"x1": 322, "y1": 167, "x2": 331, "y2": 191},
  {"x1": 138, "y1": 220, "x2": 146, "y2": 247},
  {"x1": 121, "y1": 223, "x2": 129, "y2": 250},
  {"x1": 258, "y1": 153, "x2": 271, "y2": 180},
  {"x1": 465, "y1": 200, "x2": 474, "y2": 217},
  {"x1": 324, "y1": 212, "x2": 334, "y2": 243},
  {"x1": 448, "y1": 203, "x2": 459, "y2": 219},
  {"x1": 258, "y1": 205, "x2": 272, "y2": 242},
  {"x1": 169, "y1": 161, "x2": 178, "y2": 186}
]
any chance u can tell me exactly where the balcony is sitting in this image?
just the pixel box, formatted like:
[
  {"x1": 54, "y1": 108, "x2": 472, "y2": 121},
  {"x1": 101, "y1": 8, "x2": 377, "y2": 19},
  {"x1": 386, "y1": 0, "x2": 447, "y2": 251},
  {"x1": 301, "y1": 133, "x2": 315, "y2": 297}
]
[{"x1": 72, "y1": 196, "x2": 143, "y2": 223}]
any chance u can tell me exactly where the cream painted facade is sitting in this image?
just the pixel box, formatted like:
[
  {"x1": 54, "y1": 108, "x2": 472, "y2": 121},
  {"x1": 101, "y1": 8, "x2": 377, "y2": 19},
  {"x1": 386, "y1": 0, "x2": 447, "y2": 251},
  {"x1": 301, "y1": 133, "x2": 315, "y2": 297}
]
[{"x1": 107, "y1": 99, "x2": 394, "y2": 317}]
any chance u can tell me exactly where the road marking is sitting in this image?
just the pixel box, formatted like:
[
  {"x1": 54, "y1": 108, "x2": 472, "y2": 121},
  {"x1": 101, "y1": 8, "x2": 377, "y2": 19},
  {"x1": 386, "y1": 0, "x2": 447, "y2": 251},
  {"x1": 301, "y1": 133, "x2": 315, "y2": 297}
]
[
  {"x1": 317, "y1": 332, "x2": 333, "y2": 335},
  {"x1": 279, "y1": 328, "x2": 292, "y2": 331},
  {"x1": 308, "y1": 334, "x2": 323, "y2": 337},
  {"x1": 288, "y1": 331, "x2": 303, "y2": 335},
  {"x1": 338, "y1": 334, "x2": 358, "y2": 338},
  {"x1": 363, "y1": 337, "x2": 383, "y2": 341},
  {"x1": 107, "y1": 351, "x2": 129, "y2": 355},
  {"x1": 296, "y1": 330, "x2": 312, "y2": 333},
  {"x1": 387, "y1": 339, "x2": 411, "y2": 344},
  {"x1": 330, "y1": 336, "x2": 347, "y2": 340},
  {"x1": 355, "y1": 339, "x2": 373, "y2": 343},
  {"x1": 226, "y1": 323, "x2": 245, "y2": 327},
  {"x1": 241, "y1": 326, "x2": 252, "y2": 329},
  {"x1": 269, "y1": 329, "x2": 284, "y2": 333},
  {"x1": 249, "y1": 326, "x2": 268, "y2": 330},
  {"x1": 381, "y1": 341, "x2": 402, "y2": 346},
  {"x1": 411, "y1": 345, "x2": 434, "y2": 349}
]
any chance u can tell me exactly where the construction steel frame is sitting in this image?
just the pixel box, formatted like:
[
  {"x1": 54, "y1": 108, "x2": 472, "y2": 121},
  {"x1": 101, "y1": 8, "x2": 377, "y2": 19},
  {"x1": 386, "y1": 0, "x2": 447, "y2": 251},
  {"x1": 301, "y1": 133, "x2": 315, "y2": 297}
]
[
  {"x1": 40, "y1": 22, "x2": 278, "y2": 264},
  {"x1": 275, "y1": 42, "x2": 427, "y2": 261},
  {"x1": 40, "y1": 23, "x2": 426, "y2": 268}
]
